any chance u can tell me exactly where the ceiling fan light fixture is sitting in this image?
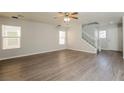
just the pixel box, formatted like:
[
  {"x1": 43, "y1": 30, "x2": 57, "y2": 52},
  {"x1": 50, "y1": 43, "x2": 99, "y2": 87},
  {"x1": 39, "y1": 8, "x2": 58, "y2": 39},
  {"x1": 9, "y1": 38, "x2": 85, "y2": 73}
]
[{"x1": 64, "y1": 16, "x2": 70, "y2": 22}]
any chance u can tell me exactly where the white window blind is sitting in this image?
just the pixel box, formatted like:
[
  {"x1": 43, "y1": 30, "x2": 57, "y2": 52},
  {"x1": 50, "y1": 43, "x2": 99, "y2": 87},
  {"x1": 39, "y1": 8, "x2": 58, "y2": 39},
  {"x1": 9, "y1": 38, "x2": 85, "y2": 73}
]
[
  {"x1": 59, "y1": 31, "x2": 65, "y2": 45},
  {"x1": 2, "y1": 25, "x2": 21, "y2": 49}
]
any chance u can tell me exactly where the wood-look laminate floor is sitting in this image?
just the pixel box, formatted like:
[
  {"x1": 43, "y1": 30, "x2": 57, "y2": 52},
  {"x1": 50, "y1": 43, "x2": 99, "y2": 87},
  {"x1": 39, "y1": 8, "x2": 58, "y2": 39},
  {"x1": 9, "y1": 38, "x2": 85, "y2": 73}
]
[{"x1": 0, "y1": 49, "x2": 123, "y2": 81}]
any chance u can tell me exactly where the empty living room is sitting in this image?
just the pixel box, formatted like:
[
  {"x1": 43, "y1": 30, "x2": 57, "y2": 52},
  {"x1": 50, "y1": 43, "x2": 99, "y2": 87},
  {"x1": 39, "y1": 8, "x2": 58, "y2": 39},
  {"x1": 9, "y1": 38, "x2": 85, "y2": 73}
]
[
  {"x1": 1, "y1": 0, "x2": 124, "y2": 92},
  {"x1": 0, "y1": 12, "x2": 123, "y2": 81}
]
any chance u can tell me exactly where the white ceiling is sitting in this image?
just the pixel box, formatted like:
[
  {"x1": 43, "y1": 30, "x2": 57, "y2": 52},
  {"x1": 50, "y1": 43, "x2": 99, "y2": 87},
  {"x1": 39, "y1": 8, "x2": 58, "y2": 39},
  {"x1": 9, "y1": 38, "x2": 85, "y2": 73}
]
[{"x1": 0, "y1": 12, "x2": 123, "y2": 26}]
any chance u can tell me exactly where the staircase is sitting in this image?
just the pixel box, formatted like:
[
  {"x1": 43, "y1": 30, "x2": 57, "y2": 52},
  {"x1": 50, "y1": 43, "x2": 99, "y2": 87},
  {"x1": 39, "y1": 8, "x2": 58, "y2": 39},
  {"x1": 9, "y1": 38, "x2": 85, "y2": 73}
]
[
  {"x1": 82, "y1": 31, "x2": 96, "y2": 48},
  {"x1": 82, "y1": 22, "x2": 99, "y2": 49}
]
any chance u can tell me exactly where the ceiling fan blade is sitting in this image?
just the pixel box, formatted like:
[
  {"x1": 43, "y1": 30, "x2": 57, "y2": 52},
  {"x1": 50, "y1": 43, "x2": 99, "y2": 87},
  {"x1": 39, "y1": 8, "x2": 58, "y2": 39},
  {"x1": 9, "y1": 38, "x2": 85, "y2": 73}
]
[
  {"x1": 71, "y1": 16, "x2": 78, "y2": 19},
  {"x1": 71, "y1": 12, "x2": 78, "y2": 15}
]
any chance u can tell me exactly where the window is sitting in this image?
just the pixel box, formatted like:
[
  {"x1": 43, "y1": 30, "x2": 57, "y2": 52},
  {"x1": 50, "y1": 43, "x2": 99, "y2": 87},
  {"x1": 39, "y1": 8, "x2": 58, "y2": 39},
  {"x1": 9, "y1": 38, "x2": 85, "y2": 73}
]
[
  {"x1": 99, "y1": 30, "x2": 106, "y2": 38},
  {"x1": 59, "y1": 31, "x2": 66, "y2": 45},
  {"x1": 2, "y1": 25, "x2": 21, "y2": 49}
]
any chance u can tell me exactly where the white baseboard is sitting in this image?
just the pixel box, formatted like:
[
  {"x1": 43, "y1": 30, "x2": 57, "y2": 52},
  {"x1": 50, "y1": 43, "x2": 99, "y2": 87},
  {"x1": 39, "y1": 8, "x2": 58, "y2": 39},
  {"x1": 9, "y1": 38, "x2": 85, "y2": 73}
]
[
  {"x1": 67, "y1": 48, "x2": 97, "y2": 54},
  {"x1": 0, "y1": 49, "x2": 66, "y2": 61},
  {"x1": 0, "y1": 48, "x2": 97, "y2": 61}
]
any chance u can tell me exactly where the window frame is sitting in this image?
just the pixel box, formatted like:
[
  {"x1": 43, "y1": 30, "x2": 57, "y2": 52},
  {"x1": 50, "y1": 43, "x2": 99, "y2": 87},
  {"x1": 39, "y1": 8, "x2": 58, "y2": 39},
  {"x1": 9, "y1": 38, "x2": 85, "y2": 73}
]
[
  {"x1": 2, "y1": 25, "x2": 21, "y2": 50},
  {"x1": 59, "y1": 31, "x2": 66, "y2": 45},
  {"x1": 99, "y1": 30, "x2": 107, "y2": 39}
]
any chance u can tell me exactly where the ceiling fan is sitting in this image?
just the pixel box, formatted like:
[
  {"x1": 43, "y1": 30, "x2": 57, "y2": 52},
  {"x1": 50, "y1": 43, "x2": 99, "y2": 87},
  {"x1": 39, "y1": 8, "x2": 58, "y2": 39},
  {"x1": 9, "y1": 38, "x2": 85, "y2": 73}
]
[{"x1": 54, "y1": 12, "x2": 78, "y2": 22}]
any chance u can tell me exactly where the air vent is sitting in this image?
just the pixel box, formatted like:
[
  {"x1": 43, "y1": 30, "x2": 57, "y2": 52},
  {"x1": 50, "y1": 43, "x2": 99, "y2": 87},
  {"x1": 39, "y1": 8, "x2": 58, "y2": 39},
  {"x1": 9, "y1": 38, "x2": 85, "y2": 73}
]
[
  {"x1": 11, "y1": 15, "x2": 24, "y2": 19},
  {"x1": 11, "y1": 16, "x2": 18, "y2": 19}
]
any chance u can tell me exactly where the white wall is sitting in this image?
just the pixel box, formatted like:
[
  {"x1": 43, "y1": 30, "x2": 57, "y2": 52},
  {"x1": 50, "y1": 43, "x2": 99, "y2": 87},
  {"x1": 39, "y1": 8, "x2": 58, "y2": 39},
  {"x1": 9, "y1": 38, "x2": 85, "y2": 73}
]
[
  {"x1": 0, "y1": 17, "x2": 66, "y2": 60},
  {"x1": 67, "y1": 23, "x2": 123, "y2": 53},
  {"x1": 0, "y1": 17, "x2": 122, "y2": 60},
  {"x1": 99, "y1": 23, "x2": 122, "y2": 51},
  {"x1": 122, "y1": 16, "x2": 124, "y2": 59},
  {"x1": 67, "y1": 24, "x2": 97, "y2": 53}
]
